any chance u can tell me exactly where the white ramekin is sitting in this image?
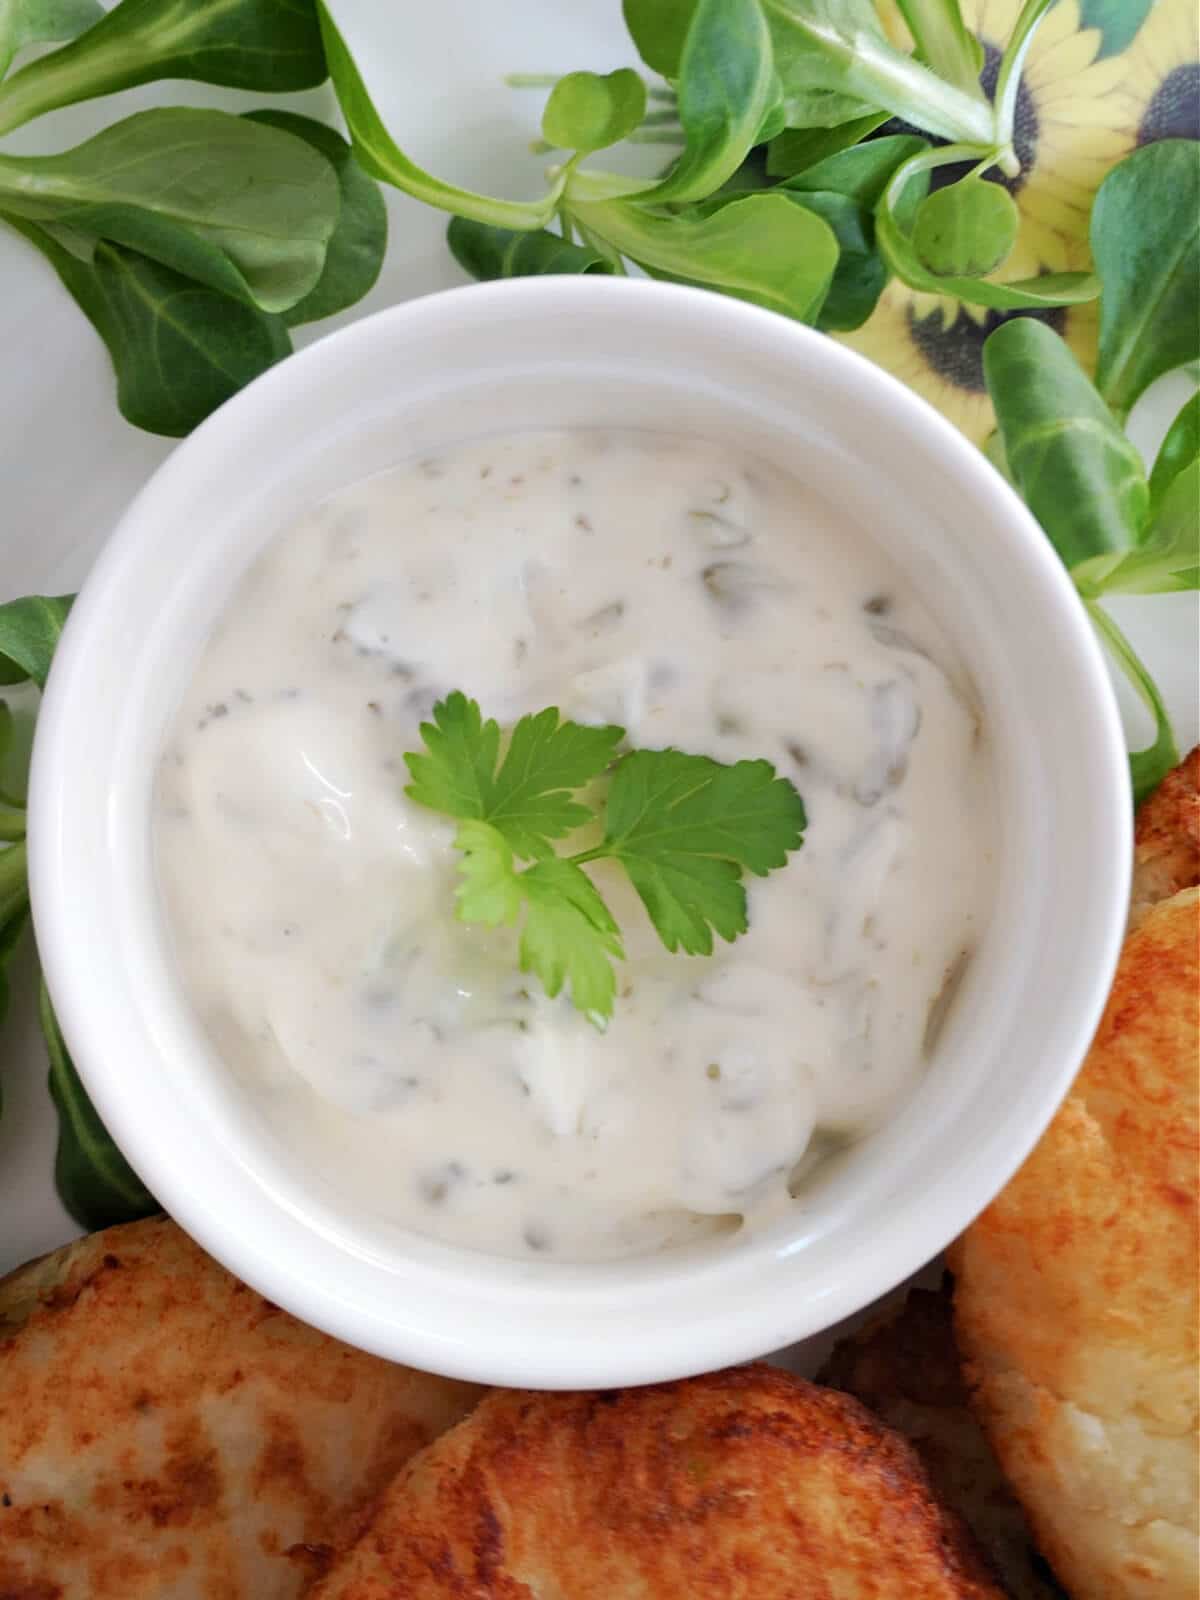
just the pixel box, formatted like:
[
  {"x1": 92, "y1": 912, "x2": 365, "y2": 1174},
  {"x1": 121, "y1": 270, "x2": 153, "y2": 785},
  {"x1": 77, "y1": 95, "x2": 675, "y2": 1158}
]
[{"x1": 28, "y1": 278, "x2": 1131, "y2": 1388}]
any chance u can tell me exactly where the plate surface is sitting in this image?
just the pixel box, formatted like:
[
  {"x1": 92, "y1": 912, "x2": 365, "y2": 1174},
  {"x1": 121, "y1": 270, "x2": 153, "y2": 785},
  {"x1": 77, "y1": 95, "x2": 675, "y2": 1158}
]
[{"x1": 1, "y1": 2, "x2": 1196, "y2": 1374}]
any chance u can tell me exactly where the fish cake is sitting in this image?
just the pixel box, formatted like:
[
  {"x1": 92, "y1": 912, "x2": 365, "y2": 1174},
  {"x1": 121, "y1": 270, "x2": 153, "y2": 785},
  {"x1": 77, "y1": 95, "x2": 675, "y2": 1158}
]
[
  {"x1": 0, "y1": 1216, "x2": 483, "y2": 1599},
  {"x1": 1131, "y1": 744, "x2": 1199, "y2": 919},
  {"x1": 820, "y1": 1281, "x2": 1064, "y2": 1599},
  {"x1": 951, "y1": 881, "x2": 1199, "y2": 1599},
  {"x1": 307, "y1": 1363, "x2": 1007, "y2": 1598}
]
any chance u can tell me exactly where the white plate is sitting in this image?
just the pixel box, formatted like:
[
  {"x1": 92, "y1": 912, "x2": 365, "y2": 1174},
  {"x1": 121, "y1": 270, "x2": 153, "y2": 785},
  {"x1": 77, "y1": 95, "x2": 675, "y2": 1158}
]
[{"x1": 1, "y1": 2, "x2": 1196, "y2": 1374}]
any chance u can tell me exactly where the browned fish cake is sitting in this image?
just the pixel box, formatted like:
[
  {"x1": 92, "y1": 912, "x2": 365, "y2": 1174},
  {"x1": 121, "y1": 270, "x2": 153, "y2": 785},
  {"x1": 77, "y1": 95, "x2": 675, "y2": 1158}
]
[
  {"x1": 0, "y1": 1216, "x2": 483, "y2": 1600},
  {"x1": 307, "y1": 1363, "x2": 1007, "y2": 1599},
  {"x1": 1131, "y1": 744, "x2": 1199, "y2": 919},
  {"x1": 819, "y1": 1281, "x2": 1064, "y2": 1600},
  {"x1": 950, "y1": 883, "x2": 1199, "y2": 1599}
]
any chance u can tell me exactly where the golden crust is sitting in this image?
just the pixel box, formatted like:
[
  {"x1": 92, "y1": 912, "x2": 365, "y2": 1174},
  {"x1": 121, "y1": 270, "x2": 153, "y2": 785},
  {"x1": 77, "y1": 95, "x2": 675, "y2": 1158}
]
[
  {"x1": 819, "y1": 1282, "x2": 1062, "y2": 1600},
  {"x1": 0, "y1": 1217, "x2": 483, "y2": 1600},
  {"x1": 1131, "y1": 745, "x2": 1199, "y2": 921},
  {"x1": 950, "y1": 886, "x2": 1199, "y2": 1599},
  {"x1": 308, "y1": 1363, "x2": 1007, "y2": 1599}
]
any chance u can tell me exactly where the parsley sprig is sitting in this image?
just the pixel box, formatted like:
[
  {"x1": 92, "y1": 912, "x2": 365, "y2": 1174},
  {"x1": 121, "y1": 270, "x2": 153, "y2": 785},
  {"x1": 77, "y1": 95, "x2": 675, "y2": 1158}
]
[{"x1": 404, "y1": 691, "x2": 806, "y2": 1026}]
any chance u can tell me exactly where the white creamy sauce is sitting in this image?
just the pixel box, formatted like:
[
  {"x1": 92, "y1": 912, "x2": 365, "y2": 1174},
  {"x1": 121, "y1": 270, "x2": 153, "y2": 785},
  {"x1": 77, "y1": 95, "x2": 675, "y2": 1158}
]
[{"x1": 155, "y1": 430, "x2": 993, "y2": 1260}]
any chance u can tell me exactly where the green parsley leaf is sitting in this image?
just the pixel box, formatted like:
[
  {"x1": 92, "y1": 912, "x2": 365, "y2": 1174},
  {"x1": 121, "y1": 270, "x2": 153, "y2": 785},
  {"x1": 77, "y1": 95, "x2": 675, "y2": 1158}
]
[
  {"x1": 404, "y1": 691, "x2": 623, "y2": 858},
  {"x1": 488, "y1": 704, "x2": 623, "y2": 857},
  {"x1": 593, "y1": 749, "x2": 807, "y2": 955},
  {"x1": 403, "y1": 691, "x2": 500, "y2": 820},
  {"x1": 452, "y1": 818, "x2": 624, "y2": 1023},
  {"x1": 519, "y1": 857, "x2": 624, "y2": 1026},
  {"x1": 404, "y1": 694, "x2": 806, "y2": 1024},
  {"x1": 453, "y1": 819, "x2": 523, "y2": 926}
]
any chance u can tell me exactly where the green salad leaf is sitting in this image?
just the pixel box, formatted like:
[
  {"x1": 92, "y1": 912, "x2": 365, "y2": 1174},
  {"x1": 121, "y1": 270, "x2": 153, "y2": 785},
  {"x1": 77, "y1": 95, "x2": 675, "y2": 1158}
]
[
  {"x1": 0, "y1": 0, "x2": 328, "y2": 136},
  {"x1": 983, "y1": 304, "x2": 1196, "y2": 804},
  {"x1": 572, "y1": 191, "x2": 839, "y2": 322},
  {"x1": 877, "y1": 220, "x2": 1097, "y2": 307},
  {"x1": 764, "y1": 112, "x2": 890, "y2": 176},
  {"x1": 0, "y1": 592, "x2": 73, "y2": 687},
  {"x1": 876, "y1": 149, "x2": 1099, "y2": 309},
  {"x1": 778, "y1": 132, "x2": 927, "y2": 207},
  {"x1": 1104, "y1": 460, "x2": 1200, "y2": 598},
  {"x1": 983, "y1": 317, "x2": 1149, "y2": 586},
  {"x1": 1148, "y1": 392, "x2": 1200, "y2": 515},
  {"x1": 639, "y1": 0, "x2": 776, "y2": 203},
  {"x1": 911, "y1": 177, "x2": 1019, "y2": 278},
  {"x1": 0, "y1": 591, "x2": 160, "y2": 1221},
  {"x1": 1092, "y1": 139, "x2": 1200, "y2": 419},
  {"x1": 622, "y1": 0, "x2": 696, "y2": 76},
  {"x1": 0, "y1": 835, "x2": 26, "y2": 931},
  {"x1": 0, "y1": 0, "x2": 102, "y2": 80},
  {"x1": 761, "y1": 0, "x2": 993, "y2": 142},
  {"x1": 447, "y1": 217, "x2": 615, "y2": 280},
  {"x1": 542, "y1": 67, "x2": 646, "y2": 155},
  {"x1": 780, "y1": 187, "x2": 885, "y2": 329},
  {"x1": 0, "y1": 758, "x2": 26, "y2": 1119},
  {"x1": 0, "y1": 900, "x2": 28, "y2": 1096},
  {"x1": 0, "y1": 886, "x2": 28, "y2": 1115},
  {"x1": 9, "y1": 218, "x2": 291, "y2": 436},
  {"x1": 42, "y1": 981, "x2": 159, "y2": 1229},
  {"x1": 0, "y1": 0, "x2": 386, "y2": 435},
  {"x1": 0, "y1": 108, "x2": 340, "y2": 313},
  {"x1": 245, "y1": 109, "x2": 389, "y2": 327}
]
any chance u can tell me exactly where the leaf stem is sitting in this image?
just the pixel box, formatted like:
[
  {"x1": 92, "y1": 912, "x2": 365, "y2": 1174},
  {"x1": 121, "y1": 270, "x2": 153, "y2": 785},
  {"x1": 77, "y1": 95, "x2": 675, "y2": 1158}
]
[
  {"x1": 568, "y1": 845, "x2": 609, "y2": 866},
  {"x1": 993, "y1": 0, "x2": 1055, "y2": 145},
  {"x1": 504, "y1": 74, "x2": 675, "y2": 105},
  {"x1": 564, "y1": 167, "x2": 652, "y2": 203},
  {"x1": 895, "y1": 0, "x2": 988, "y2": 101},
  {"x1": 1085, "y1": 600, "x2": 1180, "y2": 804},
  {"x1": 761, "y1": 0, "x2": 996, "y2": 145},
  {"x1": 881, "y1": 140, "x2": 1001, "y2": 226},
  {"x1": 571, "y1": 213, "x2": 628, "y2": 272},
  {"x1": 0, "y1": 27, "x2": 127, "y2": 136},
  {"x1": 318, "y1": 1, "x2": 569, "y2": 230},
  {"x1": 624, "y1": 128, "x2": 686, "y2": 145},
  {"x1": 886, "y1": 140, "x2": 1001, "y2": 198}
]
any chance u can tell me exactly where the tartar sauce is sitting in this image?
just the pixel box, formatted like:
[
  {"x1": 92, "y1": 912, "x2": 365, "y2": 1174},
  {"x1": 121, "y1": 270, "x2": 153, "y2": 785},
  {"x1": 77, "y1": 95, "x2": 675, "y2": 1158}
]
[{"x1": 155, "y1": 430, "x2": 993, "y2": 1260}]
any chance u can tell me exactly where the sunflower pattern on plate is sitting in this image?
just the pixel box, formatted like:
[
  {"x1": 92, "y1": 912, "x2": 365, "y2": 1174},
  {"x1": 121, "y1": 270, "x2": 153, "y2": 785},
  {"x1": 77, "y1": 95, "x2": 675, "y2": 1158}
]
[{"x1": 844, "y1": 0, "x2": 1199, "y2": 444}]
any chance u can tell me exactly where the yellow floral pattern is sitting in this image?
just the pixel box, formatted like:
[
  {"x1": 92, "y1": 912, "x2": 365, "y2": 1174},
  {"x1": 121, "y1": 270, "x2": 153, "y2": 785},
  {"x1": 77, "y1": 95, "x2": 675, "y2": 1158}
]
[{"x1": 844, "y1": 0, "x2": 1199, "y2": 443}]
